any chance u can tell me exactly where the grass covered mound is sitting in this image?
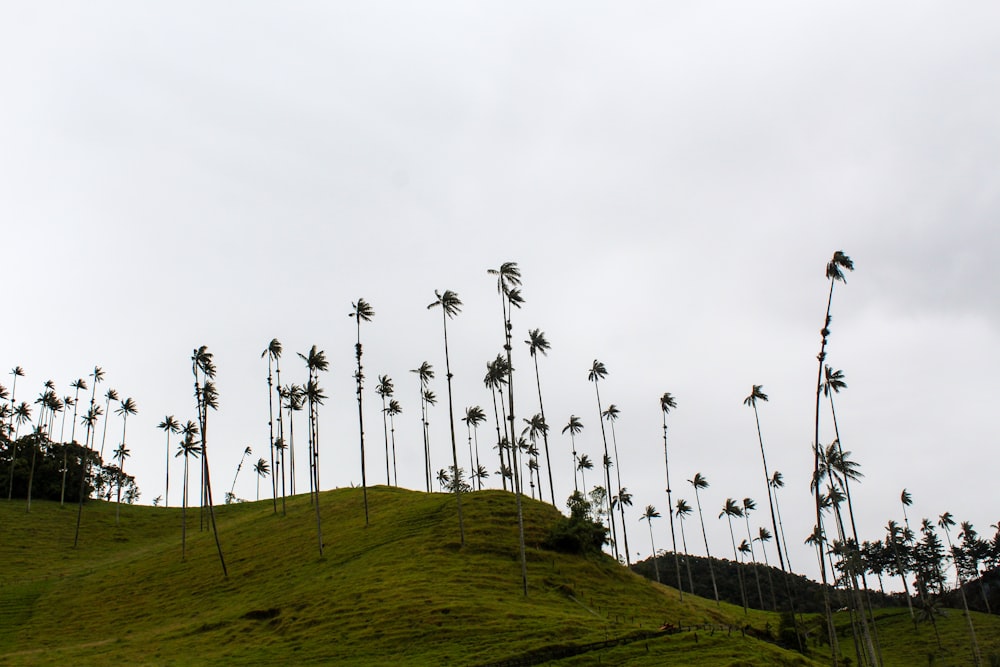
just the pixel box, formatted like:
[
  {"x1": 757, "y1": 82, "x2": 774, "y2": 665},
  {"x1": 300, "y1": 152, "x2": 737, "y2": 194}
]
[{"x1": 0, "y1": 488, "x2": 995, "y2": 665}]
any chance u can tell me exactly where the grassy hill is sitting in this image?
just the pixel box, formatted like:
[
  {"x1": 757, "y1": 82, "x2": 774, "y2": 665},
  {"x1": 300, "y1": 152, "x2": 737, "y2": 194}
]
[{"x1": 1, "y1": 488, "x2": 996, "y2": 665}]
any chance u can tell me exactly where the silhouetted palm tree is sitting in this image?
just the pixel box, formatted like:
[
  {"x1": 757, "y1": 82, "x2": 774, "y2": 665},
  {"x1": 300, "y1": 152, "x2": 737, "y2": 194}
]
[
  {"x1": 72, "y1": 366, "x2": 103, "y2": 548},
  {"x1": 113, "y1": 397, "x2": 138, "y2": 523},
  {"x1": 588, "y1": 360, "x2": 617, "y2": 561},
  {"x1": 939, "y1": 512, "x2": 981, "y2": 665},
  {"x1": 812, "y1": 250, "x2": 853, "y2": 660},
  {"x1": 521, "y1": 413, "x2": 548, "y2": 503},
  {"x1": 229, "y1": 445, "x2": 252, "y2": 500},
  {"x1": 376, "y1": 375, "x2": 394, "y2": 486},
  {"x1": 191, "y1": 347, "x2": 227, "y2": 576},
  {"x1": 298, "y1": 345, "x2": 328, "y2": 555},
  {"x1": 411, "y1": 361, "x2": 434, "y2": 492},
  {"x1": 689, "y1": 472, "x2": 720, "y2": 606},
  {"x1": 483, "y1": 356, "x2": 509, "y2": 491},
  {"x1": 641, "y1": 505, "x2": 662, "y2": 583},
  {"x1": 98, "y1": 387, "x2": 118, "y2": 467},
  {"x1": 262, "y1": 339, "x2": 282, "y2": 513},
  {"x1": 900, "y1": 488, "x2": 913, "y2": 532},
  {"x1": 176, "y1": 430, "x2": 201, "y2": 560},
  {"x1": 577, "y1": 454, "x2": 593, "y2": 492},
  {"x1": 386, "y1": 399, "x2": 402, "y2": 486},
  {"x1": 675, "y1": 499, "x2": 696, "y2": 594},
  {"x1": 742, "y1": 497, "x2": 765, "y2": 608},
  {"x1": 350, "y1": 298, "x2": 375, "y2": 526},
  {"x1": 281, "y1": 384, "x2": 304, "y2": 495},
  {"x1": 659, "y1": 392, "x2": 683, "y2": 599},
  {"x1": 562, "y1": 415, "x2": 584, "y2": 493},
  {"x1": 720, "y1": 497, "x2": 748, "y2": 614},
  {"x1": 462, "y1": 406, "x2": 486, "y2": 490},
  {"x1": 525, "y1": 328, "x2": 555, "y2": 503},
  {"x1": 158, "y1": 415, "x2": 180, "y2": 508},
  {"x1": 253, "y1": 457, "x2": 269, "y2": 501},
  {"x1": 603, "y1": 404, "x2": 632, "y2": 565},
  {"x1": 744, "y1": 385, "x2": 787, "y2": 573}
]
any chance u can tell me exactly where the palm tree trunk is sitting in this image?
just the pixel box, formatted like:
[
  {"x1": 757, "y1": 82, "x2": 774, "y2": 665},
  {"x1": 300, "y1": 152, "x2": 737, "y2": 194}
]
[
  {"x1": 647, "y1": 521, "x2": 660, "y2": 583},
  {"x1": 694, "y1": 489, "x2": 720, "y2": 606},
  {"x1": 592, "y1": 381, "x2": 618, "y2": 563},
  {"x1": 608, "y1": 419, "x2": 631, "y2": 566},
  {"x1": 354, "y1": 332, "x2": 369, "y2": 527},
  {"x1": 440, "y1": 313, "x2": 465, "y2": 546},
  {"x1": 164, "y1": 432, "x2": 171, "y2": 509},
  {"x1": 266, "y1": 356, "x2": 277, "y2": 513},
  {"x1": 275, "y1": 360, "x2": 285, "y2": 514},
  {"x1": 679, "y1": 519, "x2": 695, "y2": 595},
  {"x1": 531, "y1": 355, "x2": 555, "y2": 505},
  {"x1": 382, "y1": 394, "x2": 391, "y2": 486},
  {"x1": 726, "y1": 515, "x2": 748, "y2": 614},
  {"x1": 661, "y1": 415, "x2": 682, "y2": 599},
  {"x1": 73, "y1": 380, "x2": 100, "y2": 548},
  {"x1": 181, "y1": 455, "x2": 189, "y2": 560}
]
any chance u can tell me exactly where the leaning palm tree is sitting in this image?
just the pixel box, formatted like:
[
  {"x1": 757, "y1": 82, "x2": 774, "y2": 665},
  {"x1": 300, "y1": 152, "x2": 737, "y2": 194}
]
[
  {"x1": 675, "y1": 499, "x2": 697, "y2": 594},
  {"x1": 462, "y1": 406, "x2": 486, "y2": 490},
  {"x1": 588, "y1": 361, "x2": 617, "y2": 561},
  {"x1": 525, "y1": 328, "x2": 555, "y2": 503},
  {"x1": 375, "y1": 375, "x2": 394, "y2": 486},
  {"x1": 562, "y1": 415, "x2": 584, "y2": 492},
  {"x1": 900, "y1": 488, "x2": 913, "y2": 532},
  {"x1": 660, "y1": 392, "x2": 683, "y2": 600},
  {"x1": 720, "y1": 498, "x2": 748, "y2": 614},
  {"x1": 689, "y1": 472, "x2": 720, "y2": 606},
  {"x1": 603, "y1": 404, "x2": 632, "y2": 565},
  {"x1": 483, "y1": 356, "x2": 509, "y2": 491},
  {"x1": 229, "y1": 445, "x2": 252, "y2": 500},
  {"x1": 113, "y1": 397, "x2": 138, "y2": 523},
  {"x1": 640, "y1": 505, "x2": 662, "y2": 583},
  {"x1": 281, "y1": 384, "x2": 304, "y2": 495},
  {"x1": 261, "y1": 338, "x2": 282, "y2": 513},
  {"x1": 577, "y1": 453, "x2": 593, "y2": 492},
  {"x1": 253, "y1": 458, "x2": 270, "y2": 501},
  {"x1": 158, "y1": 415, "x2": 180, "y2": 508},
  {"x1": 744, "y1": 385, "x2": 787, "y2": 573},
  {"x1": 349, "y1": 298, "x2": 375, "y2": 526},
  {"x1": 741, "y1": 497, "x2": 765, "y2": 608},
  {"x1": 298, "y1": 345, "x2": 329, "y2": 555},
  {"x1": 938, "y1": 512, "x2": 982, "y2": 666},
  {"x1": 428, "y1": 289, "x2": 466, "y2": 545},
  {"x1": 410, "y1": 361, "x2": 435, "y2": 492},
  {"x1": 176, "y1": 431, "x2": 202, "y2": 560},
  {"x1": 812, "y1": 250, "x2": 854, "y2": 660}
]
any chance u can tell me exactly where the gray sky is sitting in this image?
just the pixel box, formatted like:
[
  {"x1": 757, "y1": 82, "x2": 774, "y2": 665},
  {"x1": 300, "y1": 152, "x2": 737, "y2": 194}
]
[{"x1": 3, "y1": 2, "x2": 998, "y2": 585}]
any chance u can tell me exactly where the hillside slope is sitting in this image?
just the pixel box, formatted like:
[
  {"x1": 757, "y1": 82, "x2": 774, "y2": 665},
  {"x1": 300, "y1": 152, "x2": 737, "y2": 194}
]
[{"x1": 0, "y1": 488, "x2": 993, "y2": 665}]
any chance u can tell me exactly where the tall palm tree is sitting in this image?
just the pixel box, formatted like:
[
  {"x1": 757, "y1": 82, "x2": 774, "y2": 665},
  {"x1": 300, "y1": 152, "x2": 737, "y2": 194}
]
[
  {"x1": 350, "y1": 298, "x2": 375, "y2": 526},
  {"x1": 720, "y1": 497, "x2": 748, "y2": 614},
  {"x1": 176, "y1": 430, "x2": 201, "y2": 561},
  {"x1": 112, "y1": 442, "x2": 131, "y2": 518},
  {"x1": 900, "y1": 488, "x2": 913, "y2": 533},
  {"x1": 488, "y1": 261, "x2": 528, "y2": 596},
  {"x1": 229, "y1": 445, "x2": 253, "y2": 500},
  {"x1": 98, "y1": 388, "x2": 118, "y2": 463},
  {"x1": 675, "y1": 498, "x2": 697, "y2": 595},
  {"x1": 587, "y1": 361, "x2": 617, "y2": 561},
  {"x1": 26, "y1": 391, "x2": 57, "y2": 512},
  {"x1": 410, "y1": 361, "x2": 435, "y2": 492},
  {"x1": 744, "y1": 385, "x2": 787, "y2": 573},
  {"x1": 428, "y1": 289, "x2": 466, "y2": 545},
  {"x1": 483, "y1": 356, "x2": 509, "y2": 491},
  {"x1": 603, "y1": 404, "x2": 632, "y2": 565},
  {"x1": 755, "y1": 526, "x2": 778, "y2": 610},
  {"x1": 281, "y1": 384, "x2": 304, "y2": 495},
  {"x1": 812, "y1": 250, "x2": 854, "y2": 662},
  {"x1": 158, "y1": 415, "x2": 180, "y2": 508},
  {"x1": 7, "y1": 401, "x2": 32, "y2": 500},
  {"x1": 253, "y1": 458, "x2": 270, "y2": 501},
  {"x1": 113, "y1": 397, "x2": 138, "y2": 523},
  {"x1": 68, "y1": 378, "x2": 86, "y2": 447},
  {"x1": 741, "y1": 497, "x2": 765, "y2": 608},
  {"x1": 525, "y1": 328, "x2": 555, "y2": 504},
  {"x1": 521, "y1": 413, "x2": 548, "y2": 503},
  {"x1": 262, "y1": 339, "x2": 282, "y2": 513},
  {"x1": 938, "y1": 512, "x2": 981, "y2": 666},
  {"x1": 191, "y1": 347, "x2": 227, "y2": 576},
  {"x1": 376, "y1": 375, "x2": 394, "y2": 486},
  {"x1": 659, "y1": 392, "x2": 683, "y2": 599},
  {"x1": 562, "y1": 415, "x2": 584, "y2": 493},
  {"x1": 577, "y1": 454, "x2": 593, "y2": 492},
  {"x1": 462, "y1": 406, "x2": 486, "y2": 490},
  {"x1": 73, "y1": 365, "x2": 103, "y2": 548},
  {"x1": 689, "y1": 472, "x2": 720, "y2": 606},
  {"x1": 386, "y1": 399, "x2": 402, "y2": 486},
  {"x1": 298, "y1": 345, "x2": 328, "y2": 555},
  {"x1": 640, "y1": 505, "x2": 662, "y2": 583}
]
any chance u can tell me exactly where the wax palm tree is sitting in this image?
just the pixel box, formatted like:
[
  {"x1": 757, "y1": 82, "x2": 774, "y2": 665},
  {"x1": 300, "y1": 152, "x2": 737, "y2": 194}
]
[
  {"x1": 98, "y1": 387, "x2": 118, "y2": 463},
  {"x1": 68, "y1": 378, "x2": 86, "y2": 446},
  {"x1": 741, "y1": 497, "x2": 765, "y2": 608},
  {"x1": 675, "y1": 498, "x2": 696, "y2": 594},
  {"x1": 588, "y1": 361, "x2": 617, "y2": 561},
  {"x1": 755, "y1": 526, "x2": 778, "y2": 610},
  {"x1": 428, "y1": 289, "x2": 466, "y2": 543},
  {"x1": 689, "y1": 473, "x2": 720, "y2": 606},
  {"x1": 659, "y1": 391, "x2": 683, "y2": 598},
  {"x1": 769, "y1": 471, "x2": 794, "y2": 572},
  {"x1": 812, "y1": 250, "x2": 854, "y2": 659},
  {"x1": 6, "y1": 401, "x2": 31, "y2": 500},
  {"x1": 410, "y1": 361, "x2": 435, "y2": 492},
  {"x1": 488, "y1": 261, "x2": 528, "y2": 596},
  {"x1": 253, "y1": 458, "x2": 269, "y2": 501},
  {"x1": 26, "y1": 392, "x2": 57, "y2": 512},
  {"x1": 262, "y1": 339, "x2": 282, "y2": 512},
  {"x1": 720, "y1": 497, "x2": 748, "y2": 614},
  {"x1": 577, "y1": 454, "x2": 593, "y2": 492},
  {"x1": 640, "y1": 505, "x2": 662, "y2": 583},
  {"x1": 350, "y1": 298, "x2": 375, "y2": 526},
  {"x1": 191, "y1": 347, "x2": 226, "y2": 576},
  {"x1": 386, "y1": 399, "x2": 402, "y2": 486},
  {"x1": 298, "y1": 345, "x2": 328, "y2": 555},
  {"x1": 229, "y1": 445, "x2": 252, "y2": 500},
  {"x1": 158, "y1": 415, "x2": 180, "y2": 508},
  {"x1": 938, "y1": 512, "x2": 981, "y2": 665},
  {"x1": 612, "y1": 486, "x2": 634, "y2": 564},
  {"x1": 562, "y1": 415, "x2": 584, "y2": 493},
  {"x1": 603, "y1": 404, "x2": 632, "y2": 565},
  {"x1": 176, "y1": 431, "x2": 201, "y2": 560},
  {"x1": 521, "y1": 413, "x2": 548, "y2": 503},
  {"x1": 744, "y1": 385, "x2": 787, "y2": 576},
  {"x1": 483, "y1": 356, "x2": 510, "y2": 490},
  {"x1": 525, "y1": 328, "x2": 555, "y2": 503},
  {"x1": 900, "y1": 488, "x2": 913, "y2": 532},
  {"x1": 281, "y1": 384, "x2": 304, "y2": 495},
  {"x1": 72, "y1": 364, "x2": 103, "y2": 548},
  {"x1": 113, "y1": 397, "x2": 138, "y2": 523},
  {"x1": 376, "y1": 375, "x2": 394, "y2": 485},
  {"x1": 462, "y1": 406, "x2": 486, "y2": 490}
]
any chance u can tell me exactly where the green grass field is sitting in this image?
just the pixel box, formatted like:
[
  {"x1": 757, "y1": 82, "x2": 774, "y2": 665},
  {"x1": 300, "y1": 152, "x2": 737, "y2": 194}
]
[{"x1": 1, "y1": 488, "x2": 996, "y2": 665}]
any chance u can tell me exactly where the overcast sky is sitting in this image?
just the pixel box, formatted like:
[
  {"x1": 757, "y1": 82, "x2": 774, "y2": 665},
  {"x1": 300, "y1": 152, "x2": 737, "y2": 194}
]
[{"x1": 3, "y1": 2, "x2": 998, "y2": 586}]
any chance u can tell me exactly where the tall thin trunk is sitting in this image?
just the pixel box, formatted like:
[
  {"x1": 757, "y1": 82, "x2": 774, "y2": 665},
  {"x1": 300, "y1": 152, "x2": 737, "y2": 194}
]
[
  {"x1": 501, "y1": 286, "x2": 528, "y2": 597},
  {"x1": 489, "y1": 386, "x2": 506, "y2": 491},
  {"x1": 608, "y1": 418, "x2": 631, "y2": 566},
  {"x1": 381, "y1": 394, "x2": 391, "y2": 486},
  {"x1": 354, "y1": 328, "x2": 369, "y2": 527},
  {"x1": 439, "y1": 308, "x2": 465, "y2": 545},
  {"x1": 266, "y1": 355, "x2": 277, "y2": 513},
  {"x1": 164, "y1": 430, "x2": 171, "y2": 509},
  {"x1": 678, "y1": 516, "x2": 695, "y2": 595},
  {"x1": 531, "y1": 354, "x2": 555, "y2": 504},
  {"x1": 694, "y1": 488, "x2": 720, "y2": 606},
  {"x1": 725, "y1": 513, "x2": 748, "y2": 614},
  {"x1": 662, "y1": 413, "x2": 682, "y2": 598},
  {"x1": 275, "y1": 361, "x2": 285, "y2": 514},
  {"x1": 73, "y1": 377, "x2": 100, "y2": 548},
  {"x1": 592, "y1": 380, "x2": 617, "y2": 562},
  {"x1": 181, "y1": 454, "x2": 189, "y2": 560},
  {"x1": 647, "y1": 520, "x2": 660, "y2": 583}
]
